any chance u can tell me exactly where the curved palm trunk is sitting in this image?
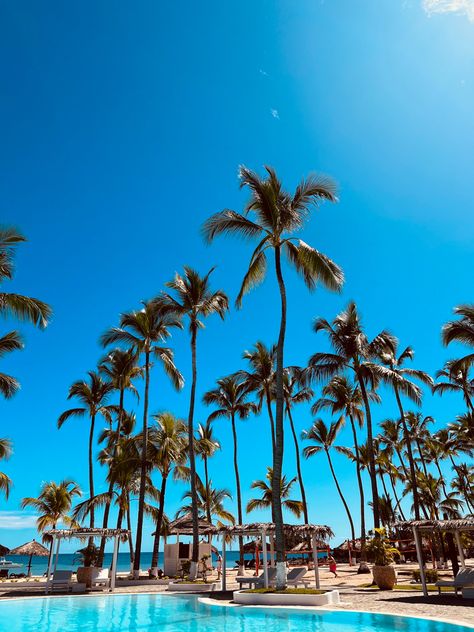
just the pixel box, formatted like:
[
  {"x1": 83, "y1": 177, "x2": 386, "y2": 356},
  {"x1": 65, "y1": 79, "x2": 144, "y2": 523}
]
[
  {"x1": 88, "y1": 414, "x2": 96, "y2": 530},
  {"x1": 415, "y1": 438, "x2": 429, "y2": 478},
  {"x1": 325, "y1": 448, "x2": 355, "y2": 541},
  {"x1": 273, "y1": 246, "x2": 286, "y2": 589},
  {"x1": 389, "y1": 474, "x2": 406, "y2": 521},
  {"x1": 203, "y1": 455, "x2": 212, "y2": 525},
  {"x1": 356, "y1": 374, "x2": 380, "y2": 528},
  {"x1": 287, "y1": 406, "x2": 309, "y2": 524},
  {"x1": 133, "y1": 349, "x2": 151, "y2": 577},
  {"x1": 230, "y1": 413, "x2": 244, "y2": 567},
  {"x1": 395, "y1": 445, "x2": 410, "y2": 481},
  {"x1": 348, "y1": 414, "x2": 366, "y2": 560},
  {"x1": 265, "y1": 390, "x2": 276, "y2": 455},
  {"x1": 188, "y1": 325, "x2": 200, "y2": 579},
  {"x1": 151, "y1": 474, "x2": 168, "y2": 575},
  {"x1": 127, "y1": 499, "x2": 134, "y2": 568},
  {"x1": 394, "y1": 386, "x2": 421, "y2": 520},
  {"x1": 99, "y1": 387, "x2": 125, "y2": 566}
]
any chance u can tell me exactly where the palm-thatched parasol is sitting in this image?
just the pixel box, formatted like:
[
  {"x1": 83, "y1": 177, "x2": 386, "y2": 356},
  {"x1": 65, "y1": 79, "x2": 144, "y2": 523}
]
[
  {"x1": 0, "y1": 544, "x2": 10, "y2": 556},
  {"x1": 9, "y1": 539, "x2": 49, "y2": 576}
]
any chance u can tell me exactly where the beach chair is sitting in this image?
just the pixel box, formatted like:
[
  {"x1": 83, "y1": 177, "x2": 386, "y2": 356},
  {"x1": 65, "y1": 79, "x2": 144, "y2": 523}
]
[
  {"x1": 435, "y1": 567, "x2": 474, "y2": 595},
  {"x1": 90, "y1": 568, "x2": 111, "y2": 591},
  {"x1": 286, "y1": 566, "x2": 311, "y2": 588},
  {"x1": 48, "y1": 570, "x2": 73, "y2": 592},
  {"x1": 236, "y1": 567, "x2": 276, "y2": 588}
]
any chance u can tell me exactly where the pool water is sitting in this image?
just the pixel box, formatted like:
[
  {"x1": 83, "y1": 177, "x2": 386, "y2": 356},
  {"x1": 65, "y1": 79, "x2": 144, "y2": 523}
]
[{"x1": 0, "y1": 594, "x2": 470, "y2": 632}]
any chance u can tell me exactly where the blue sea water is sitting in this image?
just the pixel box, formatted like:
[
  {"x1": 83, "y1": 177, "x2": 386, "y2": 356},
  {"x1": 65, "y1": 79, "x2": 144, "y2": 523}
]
[{"x1": 0, "y1": 593, "x2": 470, "y2": 632}]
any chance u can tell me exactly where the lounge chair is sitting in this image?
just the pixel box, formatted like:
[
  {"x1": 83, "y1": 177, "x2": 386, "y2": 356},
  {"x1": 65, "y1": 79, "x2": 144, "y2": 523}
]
[
  {"x1": 435, "y1": 567, "x2": 474, "y2": 595},
  {"x1": 0, "y1": 570, "x2": 8, "y2": 579},
  {"x1": 90, "y1": 568, "x2": 111, "y2": 591},
  {"x1": 48, "y1": 570, "x2": 73, "y2": 592},
  {"x1": 286, "y1": 566, "x2": 311, "y2": 588},
  {"x1": 236, "y1": 567, "x2": 276, "y2": 588}
]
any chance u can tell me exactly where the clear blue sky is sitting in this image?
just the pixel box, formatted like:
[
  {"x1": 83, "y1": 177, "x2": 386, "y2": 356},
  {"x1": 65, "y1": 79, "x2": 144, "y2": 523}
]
[{"x1": 0, "y1": 0, "x2": 473, "y2": 552}]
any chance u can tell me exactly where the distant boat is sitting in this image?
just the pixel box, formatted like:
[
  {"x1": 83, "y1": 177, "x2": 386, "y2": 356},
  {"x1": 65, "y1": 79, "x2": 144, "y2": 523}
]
[{"x1": 0, "y1": 557, "x2": 22, "y2": 569}]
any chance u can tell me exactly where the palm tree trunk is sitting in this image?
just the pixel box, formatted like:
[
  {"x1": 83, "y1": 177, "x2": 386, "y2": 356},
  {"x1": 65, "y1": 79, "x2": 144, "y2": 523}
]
[
  {"x1": 348, "y1": 414, "x2": 366, "y2": 560},
  {"x1": 127, "y1": 501, "x2": 134, "y2": 568},
  {"x1": 389, "y1": 474, "x2": 406, "y2": 521},
  {"x1": 395, "y1": 446, "x2": 410, "y2": 481},
  {"x1": 88, "y1": 414, "x2": 96, "y2": 530},
  {"x1": 188, "y1": 324, "x2": 200, "y2": 578},
  {"x1": 231, "y1": 413, "x2": 244, "y2": 567},
  {"x1": 356, "y1": 373, "x2": 380, "y2": 528},
  {"x1": 98, "y1": 386, "x2": 125, "y2": 566},
  {"x1": 265, "y1": 389, "x2": 276, "y2": 455},
  {"x1": 133, "y1": 348, "x2": 150, "y2": 577},
  {"x1": 415, "y1": 438, "x2": 429, "y2": 477},
  {"x1": 394, "y1": 386, "x2": 421, "y2": 520},
  {"x1": 151, "y1": 474, "x2": 168, "y2": 574},
  {"x1": 287, "y1": 407, "x2": 309, "y2": 524},
  {"x1": 203, "y1": 455, "x2": 212, "y2": 525},
  {"x1": 273, "y1": 245, "x2": 286, "y2": 589},
  {"x1": 326, "y1": 449, "x2": 356, "y2": 541}
]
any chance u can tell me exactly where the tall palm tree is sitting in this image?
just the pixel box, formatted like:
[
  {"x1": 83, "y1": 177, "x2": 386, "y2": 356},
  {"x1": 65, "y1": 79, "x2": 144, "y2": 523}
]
[
  {"x1": 158, "y1": 267, "x2": 228, "y2": 578},
  {"x1": 282, "y1": 367, "x2": 313, "y2": 524},
  {"x1": 204, "y1": 166, "x2": 343, "y2": 587},
  {"x1": 0, "y1": 332, "x2": 23, "y2": 399},
  {"x1": 247, "y1": 467, "x2": 303, "y2": 518},
  {"x1": 203, "y1": 374, "x2": 257, "y2": 567},
  {"x1": 21, "y1": 480, "x2": 81, "y2": 532},
  {"x1": 313, "y1": 375, "x2": 377, "y2": 558},
  {"x1": 442, "y1": 304, "x2": 474, "y2": 362},
  {"x1": 179, "y1": 479, "x2": 235, "y2": 526},
  {"x1": 195, "y1": 420, "x2": 221, "y2": 524},
  {"x1": 148, "y1": 412, "x2": 187, "y2": 575},
  {"x1": 433, "y1": 359, "x2": 474, "y2": 414},
  {"x1": 379, "y1": 419, "x2": 410, "y2": 480},
  {"x1": 57, "y1": 372, "x2": 114, "y2": 529},
  {"x1": 307, "y1": 302, "x2": 393, "y2": 528},
  {"x1": 377, "y1": 343, "x2": 433, "y2": 520},
  {"x1": 0, "y1": 438, "x2": 12, "y2": 500},
  {"x1": 237, "y1": 342, "x2": 277, "y2": 452},
  {"x1": 302, "y1": 418, "x2": 355, "y2": 541},
  {"x1": 101, "y1": 300, "x2": 184, "y2": 577}
]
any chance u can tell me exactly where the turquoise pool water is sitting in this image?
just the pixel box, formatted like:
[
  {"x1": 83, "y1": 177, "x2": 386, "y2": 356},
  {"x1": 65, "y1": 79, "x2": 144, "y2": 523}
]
[{"x1": 0, "y1": 594, "x2": 470, "y2": 632}]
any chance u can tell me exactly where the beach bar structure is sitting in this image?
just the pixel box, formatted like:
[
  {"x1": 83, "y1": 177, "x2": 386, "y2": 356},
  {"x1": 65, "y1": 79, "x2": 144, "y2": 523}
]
[
  {"x1": 395, "y1": 518, "x2": 474, "y2": 597},
  {"x1": 45, "y1": 528, "x2": 129, "y2": 593},
  {"x1": 218, "y1": 523, "x2": 333, "y2": 590},
  {"x1": 161, "y1": 514, "x2": 218, "y2": 577}
]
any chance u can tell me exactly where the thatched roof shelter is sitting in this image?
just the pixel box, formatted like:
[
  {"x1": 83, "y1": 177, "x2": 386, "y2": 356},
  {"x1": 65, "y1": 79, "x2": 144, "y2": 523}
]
[
  {"x1": 218, "y1": 523, "x2": 333, "y2": 539},
  {"x1": 9, "y1": 539, "x2": 49, "y2": 576},
  {"x1": 47, "y1": 528, "x2": 129, "y2": 540},
  {"x1": 335, "y1": 539, "x2": 362, "y2": 552},
  {"x1": 158, "y1": 513, "x2": 218, "y2": 537},
  {"x1": 394, "y1": 518, "x2": 474, "y2": 532},
  {"x1": 0, "y1": 544, "x2": 9, "y2": 556}
]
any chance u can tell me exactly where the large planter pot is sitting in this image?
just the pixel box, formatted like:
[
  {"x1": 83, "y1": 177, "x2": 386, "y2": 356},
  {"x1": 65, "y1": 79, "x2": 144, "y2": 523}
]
[
  {"x1": 372, "y1": 565, "x2": 396, "y2": 590},
  {"x1": 76, "y1": 567, "x2": 102, "y2": 588}
]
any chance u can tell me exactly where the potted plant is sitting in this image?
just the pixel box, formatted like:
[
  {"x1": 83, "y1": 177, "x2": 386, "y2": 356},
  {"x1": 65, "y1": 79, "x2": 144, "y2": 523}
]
[
  {"x1": 75, "y1": 543, "x2": 101, "y2": 587},
  {"x1": 366, "y1": 528, "x2": 399, "y2": 590}
]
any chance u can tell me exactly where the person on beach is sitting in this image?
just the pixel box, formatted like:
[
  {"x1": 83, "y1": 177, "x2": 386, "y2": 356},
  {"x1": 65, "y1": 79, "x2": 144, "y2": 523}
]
[
  {"x1": 328, "y1": 555, "x2": 338, "y2": 578},
  {"x1": 216, "y1": 554, "x2": 223, "y2": 580}
]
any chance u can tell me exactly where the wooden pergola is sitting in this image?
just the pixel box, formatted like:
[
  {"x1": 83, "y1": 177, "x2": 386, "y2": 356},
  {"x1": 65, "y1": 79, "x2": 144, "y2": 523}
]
[
  {"x1": 218, "y1": 523, "x2": 333, "y2": 590},
  {"x1": 45, "y1": 528, "x2": 129, "y2": 593},
  {"x1": 395, "y1": 518, "x2": 474, "y2": 596}
]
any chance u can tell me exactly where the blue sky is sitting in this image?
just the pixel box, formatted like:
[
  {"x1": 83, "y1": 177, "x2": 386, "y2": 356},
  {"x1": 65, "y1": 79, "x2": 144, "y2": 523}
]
[{"x1": 0, "y1": 0, "x2": 473, "y2": 552}]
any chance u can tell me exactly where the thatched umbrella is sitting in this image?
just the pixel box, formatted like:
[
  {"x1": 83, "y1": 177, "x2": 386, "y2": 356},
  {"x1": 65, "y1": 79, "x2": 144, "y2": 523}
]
[
  {"x1": 10, "y1": 539, "x2": 49, "y2": 576},
  {"x1": 0, "y1": 544, "x2": 10, "y2": 556}
]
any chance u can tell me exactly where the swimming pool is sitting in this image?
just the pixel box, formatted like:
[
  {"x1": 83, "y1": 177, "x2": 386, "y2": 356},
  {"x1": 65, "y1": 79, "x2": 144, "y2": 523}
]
[{"x1": 0, "y1": 593, "x2": 470, "y2": 632}]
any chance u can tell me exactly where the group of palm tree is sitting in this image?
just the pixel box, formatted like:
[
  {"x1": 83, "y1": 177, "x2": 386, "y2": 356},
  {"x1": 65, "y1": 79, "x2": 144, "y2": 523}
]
[{"x1": 1, "y1": 169, "x2": 473, "y2": 589}]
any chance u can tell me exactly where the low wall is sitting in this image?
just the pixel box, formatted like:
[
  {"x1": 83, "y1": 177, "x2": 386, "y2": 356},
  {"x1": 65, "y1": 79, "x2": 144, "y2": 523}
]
[
  {"x1": 233, "y1": 589, "x2": 340, "y2": 607},
  {"x1": 168, "y1": 581, "x2": 220, "y2": 592}
]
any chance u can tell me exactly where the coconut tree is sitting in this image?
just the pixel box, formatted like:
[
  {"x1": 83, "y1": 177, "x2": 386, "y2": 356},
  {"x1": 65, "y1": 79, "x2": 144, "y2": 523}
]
[
  {"x1": 158, "y1": 267, "x2": 228, "y2": 578},
  {"x1": 307, "y1": 302, "x2": 394, "y2": 528},
  {"x1": 101, "y1": 300, "x2": 184, "y2": 577},
  {"x1": 246, "y1": 467, "x2": 304, "y2": 518},
  {"x1": 148, "y1": 412, "x2": 188, "y2": 576},
  {"x1": 0, "y1": 438, "x2": 12, "y2": 499},
  {"x1": 195, "y1": 420, "x2": 221, "y2": 524},
  {"x1": 0, "y1": 332, "x2": 23, "y2": 399},
  {"x1": 379, "y1": 419, "x2": 410, "y2": 481},
  {"x1": 302, "y1": 418, "x2": 356, "y2": 541},
  {"x1": 21, "y1": 480, "x2": 81, "y2": 532},
  {"x1": 442, "y1": 304, "x2": 474, "y2": 361},
  {"x1": 433, "y1": 359, "x2": 474, "y2": 415},
  {"x1": 57, "y1": 372, "x2": 114, "y2": 529},
  {"x1": 204, "y1": 166, "x2": 343, "y2": 587},
  {"x1": 203, "y1": 374, "x2": 257, "y2": 568},
  {"x1": 179, "y1": 479, "x2": 235, "y2": 526}
]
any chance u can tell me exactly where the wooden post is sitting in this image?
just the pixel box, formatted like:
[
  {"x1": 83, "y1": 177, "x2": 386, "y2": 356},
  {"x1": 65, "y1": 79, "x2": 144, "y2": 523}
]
[
  {"x1": 413, "y1": 526, "x2": 428, "y2": 597},
  {"x1": 454, "y1": 530, "x2": 465, "y2": 570},
  {"x1": 221, "y1": 535, "x2": 226, "y2": 591},
  {"x1": 45, "y1": 536, "x2": 56, "y2": 594},
  {"x1": 312, "y1": 534, "x2": 320, "y2": 589},
  {"x1": 110, "y1": 535, "x2": 119, "y2": 591},
  {"x1": 269, "y1": 536, "x2": 275, "y2": 568},
  {"x1": 261, "y1": 529, "x2": 268, "y2": 588}
]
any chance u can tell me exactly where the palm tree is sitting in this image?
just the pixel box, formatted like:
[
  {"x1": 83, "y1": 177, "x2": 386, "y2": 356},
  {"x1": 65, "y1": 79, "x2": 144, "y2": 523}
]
[
  {"x1": 307, "y1": 302, "x2": 394, "y2": 528},
  {"x1": 21, "y1": 480, "x2": 81, "y2": 532},
  {"x1": 158, "y1": 267, "x2": 228, "y2": 578},
  {"x1": 442, "y1": 304, "x2": 474, "y2": 362},
  {"x1": 203, "y1": 374, "x2": 257, "y2": 567},
  {"x1": 377, "y1": 343, "x2": 433, "y2": 520},
  {"x1": 195, "y1": 420, "x2": 221, "y2": 524},
  {"x1": 203, "y1": 166, "x2": 343, "y2": 587},
  {"x1": 179, "y1": 479, "x2": 235, "y2": 526},
  {"x1": 237, "y1": 342, "x2": 277, "y2": 452},
  {"x1": 0, "y1": 332, "x2": 23, "y2": 399},
  {"x1": 148, "y1": 412, "x2": 187, "y2": 575},
  {"x1": 247, "y1": 467, "x2": 303, "y2": 518},
  {"x1": 302, "y1": 418, "x2": 355, "y2": 541},
  {"x1": 313, "y1": 376, "x2": 376, "y2": 558},
  {"x1": 0, "y1": 438, "x2": 12, "y2": 500},
  {"x1": 282, "y1": 367, "x2": 313, "y2": 524},
  {"x1": 101, "y1": 300, "x2": 184, "y2": 577},
  {"x1": 433, "y1": 359, "x2": 474, "y2": 414},
  {"x1": 57, "y1": 372, "x2": 114, "y2": 529}
]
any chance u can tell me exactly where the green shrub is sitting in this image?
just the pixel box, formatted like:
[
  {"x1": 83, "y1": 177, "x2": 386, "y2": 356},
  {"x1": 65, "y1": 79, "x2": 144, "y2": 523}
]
[
  {"x1": 366, "y1": 528, "x2": 400, "y2": 566},
  {"x1": 412, "y1": 569, "x2": 438, "y2": 583}
]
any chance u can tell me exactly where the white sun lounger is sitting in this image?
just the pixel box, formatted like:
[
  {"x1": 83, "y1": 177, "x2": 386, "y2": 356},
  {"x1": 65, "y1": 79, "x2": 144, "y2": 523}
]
[
  {"x1": 48, "y1": 570, "x2": 73, "y2": 592},
  {"x1": 286, "y1": 566, "x2": 311, "y2": 588},
  {"x1": 435, "y1": 567, "x2": 474, "y2": 594},
  {"x1": 90, "y1": 568, "x2": 111, "y2": 591},
  {"x1": 236, "y1": 567, "x2": 277, "y2": 588}
]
